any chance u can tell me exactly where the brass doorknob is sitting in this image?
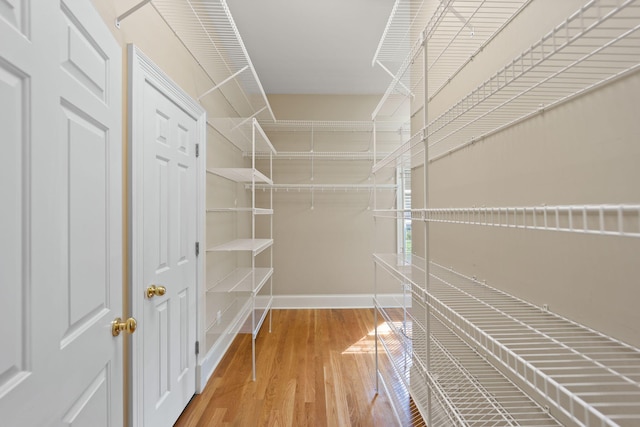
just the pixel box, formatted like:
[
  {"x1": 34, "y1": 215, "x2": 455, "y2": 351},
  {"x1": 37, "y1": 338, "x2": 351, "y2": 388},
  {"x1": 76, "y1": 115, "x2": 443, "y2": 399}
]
[
  {"x1": 112, "y1": 317, "x2": 137, "y2": 337},
  {"x1": 146, "y1": 285, "x2": 166, "y2": 298}
]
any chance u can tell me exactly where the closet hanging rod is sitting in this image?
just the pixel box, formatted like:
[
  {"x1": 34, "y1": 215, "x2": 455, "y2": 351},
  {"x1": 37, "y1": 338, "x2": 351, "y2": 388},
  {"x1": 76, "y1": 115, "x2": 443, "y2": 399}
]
[{"x1": 115, "y1": 0, "x2": 151, "y2": 28}]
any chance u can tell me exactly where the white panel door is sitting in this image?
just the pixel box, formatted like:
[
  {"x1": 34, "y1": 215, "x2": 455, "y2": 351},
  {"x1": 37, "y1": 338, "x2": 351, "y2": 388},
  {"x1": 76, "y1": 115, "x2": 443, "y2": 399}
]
[
  {"x1": 0, "y1": 0, "x2": 123, "y2": 426},
  {"x1": 132, "y1": 55, "x2": 201, "y2": 427}
]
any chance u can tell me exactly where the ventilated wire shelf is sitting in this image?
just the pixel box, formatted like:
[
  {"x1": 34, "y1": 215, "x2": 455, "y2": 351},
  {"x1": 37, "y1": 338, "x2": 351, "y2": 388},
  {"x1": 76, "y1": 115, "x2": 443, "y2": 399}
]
[
  {"x1": 373, "y1": 204, "x2": 640, "y2": 238},
  {"x1": 250, "y1": 120, "x2": 407, "y2": 161},
  {"x1": 428, "y1": 261, "x2": 640, "y2": 426},
  {"x1": 250, "y1": 183, "x2": 397, "y2": 192},
  {"x1": 373, "y1": 0, "x2": 439, "y2": 71},
  {"x1": 374, "y1": 256, "x2": 640, "y2": 425},
  {"x1": 152, "y1": 0, "x2": 275, "y2": 121},
  {"x1": 427, "y1": 0, "x2": 640, "y2": 160},
  {"x1": 375, "y1": 257, "x2": 560, "y2": 426},
  {"x1": 260, "y1": 120, "x2": 407, "y2": 133},
  {"x1": 372, "y1": 0, "x2": 530, "y2": 120},
  {"x1": 373, "y1": 0, "x2": 640, "y2": 166},
  {"x1": 250, "y1": 151, "x2": 391, "y2": 161},
  {"x1": 426, "y1": 0, "x2": 531, "y2": 100},
  {"x1": 208, "y1": 117, "x2": 276, "y2": 154},
  {"x1": 375, "y1": 304, "x2": 428, "y2": 426}
]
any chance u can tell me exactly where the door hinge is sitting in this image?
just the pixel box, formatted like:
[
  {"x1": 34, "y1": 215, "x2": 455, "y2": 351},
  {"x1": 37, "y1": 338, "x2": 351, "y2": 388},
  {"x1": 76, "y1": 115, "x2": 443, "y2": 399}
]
[
  {"x1": 195, "y1": 340, "x2": 200, "y2": 355},
  {"x1": 195, "y1": 241, "x2": 200, "y2": 257},
  {"x1": 195, "y1": 144, "x2": 200, "y2": 158}
]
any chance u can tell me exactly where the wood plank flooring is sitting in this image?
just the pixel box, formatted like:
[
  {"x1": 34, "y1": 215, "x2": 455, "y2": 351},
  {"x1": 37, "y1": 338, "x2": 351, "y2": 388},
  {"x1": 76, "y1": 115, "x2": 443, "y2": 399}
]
[{"x1": 174, "y1": 309, "x2": 410, "y2": 426}]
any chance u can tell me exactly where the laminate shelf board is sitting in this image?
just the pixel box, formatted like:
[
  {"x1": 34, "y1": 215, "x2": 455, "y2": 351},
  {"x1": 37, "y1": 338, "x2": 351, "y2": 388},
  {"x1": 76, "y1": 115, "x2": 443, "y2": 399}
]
[
  {"x1": 206, "y1": 167, "x2": 272, "y2": 184},
  {"x1": 207, "y1": 239, "x2": 273, "y2": 255},
  {"x1": 207, "y1": 268, "x2": 273, "y2": 294}
]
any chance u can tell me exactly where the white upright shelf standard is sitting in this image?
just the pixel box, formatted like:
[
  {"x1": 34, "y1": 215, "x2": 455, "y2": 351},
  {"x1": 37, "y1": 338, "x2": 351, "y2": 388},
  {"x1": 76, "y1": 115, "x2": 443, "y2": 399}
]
[{"x1": 205, "y1": 117, "x2": 276, "y2": 381}]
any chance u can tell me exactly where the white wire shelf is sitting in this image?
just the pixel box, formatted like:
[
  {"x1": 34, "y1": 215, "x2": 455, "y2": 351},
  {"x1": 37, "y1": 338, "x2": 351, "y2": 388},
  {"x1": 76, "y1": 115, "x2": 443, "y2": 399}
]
[
  {"x1": 250, "y1": 183, "x2": 398, "y2": 192},
  {"x1": 372, "y1": 0, "x2": 438, "y2": 71},
  {"x1": 375, "y1": 298, "x2": 560, "y2": 425},
  {"x1": 207, "y1": 238, "x2": 272, "y2": 255},
  {"x1": 427, "y1": 262, "x2": 640, "y2": 426},
  {"x1": 425, "y1": 1, "x2": 532, "y2": 101},
  {"x1": 374, "y1": 257, "x2": 640, "y2": 425},
  {"x1": 208, "y1": 117, "x2": 276, "y2": 154},
  {"x1": 373, "y1": 0, "x2": 640, "y2": 165},
  {"x1": 207, "y1": 168, "x2": 272, "y2": 185},
  {"x1": 207, "y1": 267, "x2": 273, "y2": 294},
  {"x1": 426, "y1": 315, "x2": 561, "y2": 426},
  {"x1": 427, "y1": 0, "x2": 640, "y2": 161},
  {"x1": 207, "y1": 207, "x2": 273, "y2": 215},
  {"x1": 371, "y1": 0, "x2": 531, "y2": 120},
  {"x1": 374, "y1": 204, "x2": 640, "y2": 238},
  {"x1": 260, "y1": 120, "x2": 407, "y2": 133},
  {"x1": 150, "y1": 0, "x2": 275, "y2": 121},
  {"x1": 249, "y1": 151, "x2": 393, "y2": 161}
]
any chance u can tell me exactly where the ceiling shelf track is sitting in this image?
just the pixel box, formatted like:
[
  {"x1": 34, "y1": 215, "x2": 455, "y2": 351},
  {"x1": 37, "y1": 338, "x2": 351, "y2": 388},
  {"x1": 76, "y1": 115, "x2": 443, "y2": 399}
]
[{"x1": 117, "y1": 0, "x2": 275, "y2": 121}]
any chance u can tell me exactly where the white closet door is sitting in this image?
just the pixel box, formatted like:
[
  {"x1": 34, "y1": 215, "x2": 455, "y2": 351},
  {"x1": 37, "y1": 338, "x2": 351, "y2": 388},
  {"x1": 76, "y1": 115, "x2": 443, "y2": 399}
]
[
  {"x1": 129, "y1": 48, "x2": 200, "y2": 427},
  {"x1": 0, "y1": 0, "x2": 123, "y2": 425}
]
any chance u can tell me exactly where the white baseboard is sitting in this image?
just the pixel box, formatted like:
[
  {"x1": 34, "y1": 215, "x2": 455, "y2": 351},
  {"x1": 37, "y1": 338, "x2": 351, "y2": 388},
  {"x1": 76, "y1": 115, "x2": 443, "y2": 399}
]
[{"x1": 272, "y1": 293, "x2": 405, "y2": 309}]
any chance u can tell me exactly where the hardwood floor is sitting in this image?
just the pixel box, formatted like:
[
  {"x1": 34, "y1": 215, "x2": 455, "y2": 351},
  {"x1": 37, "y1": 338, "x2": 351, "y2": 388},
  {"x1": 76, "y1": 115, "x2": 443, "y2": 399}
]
[{"x1": 174, "y1": 309, "x2": 407, "y2": 426}]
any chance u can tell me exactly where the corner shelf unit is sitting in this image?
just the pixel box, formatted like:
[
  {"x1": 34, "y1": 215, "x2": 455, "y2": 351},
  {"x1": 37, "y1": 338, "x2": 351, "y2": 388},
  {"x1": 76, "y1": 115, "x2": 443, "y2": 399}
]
[
  {"x1": 372, "y1": 0, "x2": 640, "y2": 426},
  {"x1": 205, "y1": 117, "x2": 276, "y2": 381}
]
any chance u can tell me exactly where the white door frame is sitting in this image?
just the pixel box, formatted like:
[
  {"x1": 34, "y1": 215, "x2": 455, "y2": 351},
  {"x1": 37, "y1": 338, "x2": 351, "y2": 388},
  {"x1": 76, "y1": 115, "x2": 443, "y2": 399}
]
[{"x1": 128, "y1": 44, "x2": 206, "y2": 426}]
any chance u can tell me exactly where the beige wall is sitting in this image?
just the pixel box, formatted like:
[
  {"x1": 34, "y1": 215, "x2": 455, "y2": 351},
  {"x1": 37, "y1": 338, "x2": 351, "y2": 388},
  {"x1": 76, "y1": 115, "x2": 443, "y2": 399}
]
[{"x1": 260, "y1": 95, "x2": 401, "y2": 298}]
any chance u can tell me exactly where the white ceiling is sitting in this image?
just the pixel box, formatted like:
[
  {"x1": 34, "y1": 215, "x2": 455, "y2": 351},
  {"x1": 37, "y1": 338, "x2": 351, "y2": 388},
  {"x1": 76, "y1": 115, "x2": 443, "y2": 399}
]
[{"x1": 226, "y1": 0, "x2": 396, "y2": 95}]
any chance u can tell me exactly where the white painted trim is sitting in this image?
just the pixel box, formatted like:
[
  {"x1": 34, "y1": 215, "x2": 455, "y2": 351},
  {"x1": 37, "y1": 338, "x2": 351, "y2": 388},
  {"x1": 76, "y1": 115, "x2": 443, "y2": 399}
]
[
  {"x1": 271, "y1": 294, "x2": 406, "y2": 309},
  {"x1": 128, "y1": 44, "x2": 206, "y2": 426}
]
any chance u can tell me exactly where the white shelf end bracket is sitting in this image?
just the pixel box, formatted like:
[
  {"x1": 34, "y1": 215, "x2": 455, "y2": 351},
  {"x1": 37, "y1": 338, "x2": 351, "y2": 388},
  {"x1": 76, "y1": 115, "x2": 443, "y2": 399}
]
[
  {"x1": 198, "y1": 66, "x2": 249, "y2": 101},
  {"x1": 115, "y1": 0, "x2": 152, "y2": 28}
]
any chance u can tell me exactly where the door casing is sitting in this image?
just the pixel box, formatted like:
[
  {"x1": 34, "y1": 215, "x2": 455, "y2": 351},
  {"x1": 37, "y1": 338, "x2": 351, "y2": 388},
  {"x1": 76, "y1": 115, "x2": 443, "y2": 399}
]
[{"x1": 127, "y1": 44, "x2": 206, "y2": 427}]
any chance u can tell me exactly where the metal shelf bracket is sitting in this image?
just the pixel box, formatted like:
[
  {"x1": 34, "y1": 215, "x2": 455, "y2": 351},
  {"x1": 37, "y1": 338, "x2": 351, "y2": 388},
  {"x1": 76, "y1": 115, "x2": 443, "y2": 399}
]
[{"x1": 115, "y1": 0, "x2": 152, "y2": 28}]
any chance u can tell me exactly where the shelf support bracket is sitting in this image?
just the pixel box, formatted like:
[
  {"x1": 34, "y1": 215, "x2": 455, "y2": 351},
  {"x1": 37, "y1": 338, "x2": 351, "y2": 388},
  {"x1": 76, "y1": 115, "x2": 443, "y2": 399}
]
[
  {"x1": 375, "y1": 60, "x2": 413, "y2": 99},
  {"x1": 115, "y1": 0, "x2": 152, "y2": 28},
  {"x1": 450, "y1": 6, "x2": 474, "y2": 36},
  {"x1": 231, "y1": 107, "x2": 267, "y2": 131},
  {"x1": 198, "y1": 66, "x2": 249, "y2": 100}
]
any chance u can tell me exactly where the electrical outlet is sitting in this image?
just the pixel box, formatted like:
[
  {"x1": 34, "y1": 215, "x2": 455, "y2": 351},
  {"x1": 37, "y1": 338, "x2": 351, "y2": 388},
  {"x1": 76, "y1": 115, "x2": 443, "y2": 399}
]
[{"x1": 542, "y1": 304, "x2": 549, "y2": 311}]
